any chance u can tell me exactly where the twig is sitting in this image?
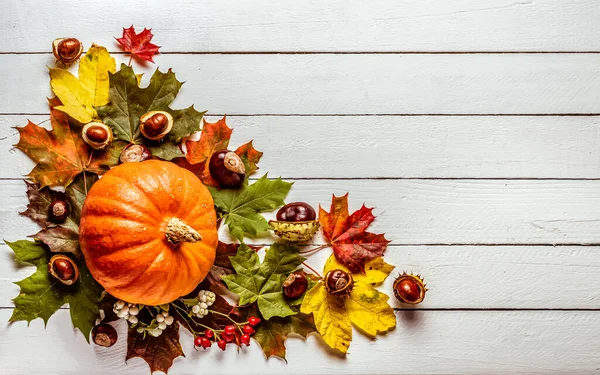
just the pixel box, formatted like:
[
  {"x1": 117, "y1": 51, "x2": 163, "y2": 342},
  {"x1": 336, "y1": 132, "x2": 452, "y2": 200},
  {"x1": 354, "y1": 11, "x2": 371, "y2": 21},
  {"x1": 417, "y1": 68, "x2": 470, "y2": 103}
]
[{"x1": 302, "y1": 262, "x2": 323, "y2": 279}]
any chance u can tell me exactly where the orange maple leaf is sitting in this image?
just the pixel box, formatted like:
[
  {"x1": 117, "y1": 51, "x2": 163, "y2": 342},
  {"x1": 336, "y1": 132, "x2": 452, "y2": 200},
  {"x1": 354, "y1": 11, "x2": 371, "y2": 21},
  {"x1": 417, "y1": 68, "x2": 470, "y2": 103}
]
[
  {"x1": 115, "y1": 26, "x2": 160, "y2": 63},
  {"x1": 180, "y1": 116, "x2": 263, "y2": 186},
  {"x1": 319, "y1": 194, "x2": 390, "y2": 273},
  {"x1": 15, "y1": 102, "x2": 108, "y2": 188}
]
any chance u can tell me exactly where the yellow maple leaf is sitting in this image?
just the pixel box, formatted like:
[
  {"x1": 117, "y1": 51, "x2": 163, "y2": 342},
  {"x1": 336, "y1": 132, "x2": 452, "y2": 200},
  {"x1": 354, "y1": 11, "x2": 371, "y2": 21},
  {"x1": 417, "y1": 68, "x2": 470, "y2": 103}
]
[
  {"x1": 49, "y1": 44, "x2": 116, "y2": 123},
  {"x1": 300, "y1": 255, "x2": 396, "y2": 353}
]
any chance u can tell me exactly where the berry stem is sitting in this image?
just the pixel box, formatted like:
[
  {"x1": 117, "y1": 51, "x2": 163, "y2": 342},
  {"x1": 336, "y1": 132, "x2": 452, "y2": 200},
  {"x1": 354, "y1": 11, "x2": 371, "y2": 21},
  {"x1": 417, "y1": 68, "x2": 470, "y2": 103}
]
[
  {"x1": 172, "y1": 303, "x2": 217, "y2": 334},
  {"x1": 299, "y1": 244, "x2": 328, "y2": 256},
  {"x1": 302, "y1": 262, "x2": 323, "y2": 279},
  {"x1": 209, "y1": 309, "x2": 243, "y2": 326}
]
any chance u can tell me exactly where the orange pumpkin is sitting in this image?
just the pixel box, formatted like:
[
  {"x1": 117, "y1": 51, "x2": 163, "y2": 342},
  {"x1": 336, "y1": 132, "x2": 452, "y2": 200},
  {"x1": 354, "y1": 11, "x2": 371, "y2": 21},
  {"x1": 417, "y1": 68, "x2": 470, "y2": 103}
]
[{"x1": 79, "y1": 160, "x2": 218, "y2": 305}]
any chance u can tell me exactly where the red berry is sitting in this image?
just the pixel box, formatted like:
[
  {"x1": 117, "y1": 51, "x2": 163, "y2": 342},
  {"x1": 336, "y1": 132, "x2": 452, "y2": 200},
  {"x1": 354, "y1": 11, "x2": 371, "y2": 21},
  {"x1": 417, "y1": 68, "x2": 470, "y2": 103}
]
[
  {"x1": 241, "y1": 334, "x2": 251, "y2": 346},
  {"x1": 222, "y1": 332, "x2": 234, "y2": 342},
  {"x1": 224, "y1": 325, "x2": 236, "y2": 336},
  {"x1": 204, "y1": 330, "x2": 214, "y2": 339},
  {"x1": 242, "y1": 325, "x2": 255, "y2": 335},
  {"x1": 200, "y1": 337, "x2": 211, "y2": 349},
  {"x1": 194, "y1": 336, "x2": 203, "y2": 347},
  {"x1": 217, "y1": 339, "x2": 227, "y2": 351},
  {"x1": 248, "y1": 316, "x2": 261, "y2": 326}
]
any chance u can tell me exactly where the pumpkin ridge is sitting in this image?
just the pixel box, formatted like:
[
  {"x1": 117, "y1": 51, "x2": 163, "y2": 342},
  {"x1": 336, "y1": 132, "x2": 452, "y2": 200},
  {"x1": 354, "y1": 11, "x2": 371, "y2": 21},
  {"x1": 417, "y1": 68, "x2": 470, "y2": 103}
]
[
  {"x1": 102, "y1": 171, "x2": 164, "y2": 220},
  {"x1": 85, "y1": 195, "x2": 159, "y2": 225}
]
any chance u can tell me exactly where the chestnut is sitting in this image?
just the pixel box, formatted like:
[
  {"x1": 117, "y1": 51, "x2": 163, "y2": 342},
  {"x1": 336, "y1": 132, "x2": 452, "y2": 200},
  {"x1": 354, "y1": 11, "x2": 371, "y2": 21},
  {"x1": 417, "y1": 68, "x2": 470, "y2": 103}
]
[
  {"x1": 48, "y1": 255, "x2": 79, "y2": 286},
  {"x1": 393, "y1": 273, "x2": 427, "y2": 304},
  {"x1": 276, "y1": 202, "x2": 316, "y2": 222},
  {"x1": 52, "y1": 37, "x2": 83, "y2": 64},
  {"x1": 208, "y1": 150, "x2": 246, "y2": 188},
  {"x1": 82, "y1": 122, "x2": 113, "y2": 150},
  {"x1": 48, "y1": 199, "x2": 69, "y2": 223},
  {"x1": 324, "y1": 269, "x2": 354, "y2": 296},
  {"x1": 119, "y1": 144, "x2": 152, "y2": 164},
  {"x1": 140, "y1": 111, "x2": 173, "y2": 140},
  {"x1": 92, "y1": 323, "x2": 118, "y2": 347},
  {"x1": 283, "y1": 271, "x2": 309, "y2": 299}
]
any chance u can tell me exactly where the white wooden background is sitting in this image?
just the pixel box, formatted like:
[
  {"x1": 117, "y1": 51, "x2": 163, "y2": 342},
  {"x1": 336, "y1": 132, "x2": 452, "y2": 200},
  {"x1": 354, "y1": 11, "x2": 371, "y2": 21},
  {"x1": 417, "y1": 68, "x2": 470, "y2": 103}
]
[{"x1": 2, "y1": 0, "x2": 600, "y2": 374}]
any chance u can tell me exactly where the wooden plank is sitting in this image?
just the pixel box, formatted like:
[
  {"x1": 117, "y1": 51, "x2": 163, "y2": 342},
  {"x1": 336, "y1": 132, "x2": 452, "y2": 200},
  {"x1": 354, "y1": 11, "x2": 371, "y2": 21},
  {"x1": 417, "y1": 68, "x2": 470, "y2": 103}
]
[
  {"x1": 1, "y1": 309, "x2": 599, "y2": 374},
  {"x1": 3, "y1": 179, "x2": 600, "y2": 246},
  {"x1": 3, "y1": 245, "x2": 600, "y2": 309},
  {"x1": 4, "y1": 115, "x2": 600, "y2": 179},
  {"x1": 2, "y1": 0, "x2": 600, "y2": 52},
  {"x1": 2, "y1": 54, "x2": 600, "y2": 115}
]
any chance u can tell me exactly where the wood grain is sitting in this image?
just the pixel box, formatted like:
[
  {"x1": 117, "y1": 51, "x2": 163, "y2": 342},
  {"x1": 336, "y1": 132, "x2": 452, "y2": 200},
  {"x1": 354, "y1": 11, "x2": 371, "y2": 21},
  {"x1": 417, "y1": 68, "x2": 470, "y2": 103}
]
[
  {"x1": 2, "y1": 244, "x2": 600, "y2": 309},
  {"x1": 1, "y1": 309, "x2": 599, "y2": 374},
  {"x1": 3, "y1": 179, "x2": 600, "y2": 245},
  {"x1": 2, "y1": 0, "x2": 600, "y2": 53},
  {"x1": 3, "y1": 115, "x2": 600, "y2": 179},
  {"x1": 2, "y1": 54, "x2": 600, "y2": 115}
]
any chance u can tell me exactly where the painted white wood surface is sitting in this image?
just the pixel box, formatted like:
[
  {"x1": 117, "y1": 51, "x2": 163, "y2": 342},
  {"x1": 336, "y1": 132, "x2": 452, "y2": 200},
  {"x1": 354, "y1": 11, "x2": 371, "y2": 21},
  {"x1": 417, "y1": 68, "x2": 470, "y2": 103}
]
[
  {"x1": 2, "y1": 309, "x2": 600, "y2": 375},
  {"x1": 2, "y1": 0, "x2": 600, "y2": 52},
  {"x1": 2, "y1": 0, "x2": 600, "y2": 374},
  {"x1": 3, "y1": 115, "x2": 600, "y2": 179},
  {"x1": 3, "y1": 54, "x2": 600, "y2": 115}
]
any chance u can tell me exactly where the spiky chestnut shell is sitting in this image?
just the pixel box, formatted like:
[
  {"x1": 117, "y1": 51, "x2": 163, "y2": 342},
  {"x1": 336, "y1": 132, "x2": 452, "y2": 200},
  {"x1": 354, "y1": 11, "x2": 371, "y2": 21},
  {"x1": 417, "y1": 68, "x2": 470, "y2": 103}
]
[
  {"x1": 48, "y1": 255, "x2": 79, "y2": 285},
  {"x1": 269, "y1": 202, "x2": 319, "y2": 242},
  {"x1": 52, "y1": 38, "x2": 83, "y2": 64},
  {"x1": 393, "y1": 272, "x2": 427, "y2": 304}
]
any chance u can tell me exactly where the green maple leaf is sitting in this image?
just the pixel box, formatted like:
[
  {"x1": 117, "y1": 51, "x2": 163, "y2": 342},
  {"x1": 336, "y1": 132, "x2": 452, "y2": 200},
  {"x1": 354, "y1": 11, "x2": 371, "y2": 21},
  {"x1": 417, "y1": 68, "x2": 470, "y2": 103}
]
[
  {"x1": 96, "y1": 64, "x2": 204, "y2": 160},
  {"x1": 223, "y1": 243, "x2": 304, "y2": 320},
  {"x1": 7, "y1": 240, "x2": 104, "y2": 342},
  {"x1": 208, "y1": 175, "x2": 293, "y2": 240}
]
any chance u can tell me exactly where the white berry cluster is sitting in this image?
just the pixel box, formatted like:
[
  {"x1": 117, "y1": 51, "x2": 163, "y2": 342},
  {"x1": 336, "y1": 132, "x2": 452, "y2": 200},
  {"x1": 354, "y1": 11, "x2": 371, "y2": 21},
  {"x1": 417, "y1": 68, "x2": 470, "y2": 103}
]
[
  {"x1": 191, "y1": 290, "x2": 216, "y2": 318},
  {"x1": 113, "y1": 300, "x2": 140, "y2": 324},
  {"x1": 147, "y1": 310, "x2": 175, "y2": 337}
]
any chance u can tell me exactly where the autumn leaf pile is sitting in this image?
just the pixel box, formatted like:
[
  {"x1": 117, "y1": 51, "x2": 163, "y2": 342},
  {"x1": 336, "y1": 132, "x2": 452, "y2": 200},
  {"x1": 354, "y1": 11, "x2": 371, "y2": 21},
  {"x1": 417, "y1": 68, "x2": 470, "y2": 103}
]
[{"x1": 8, "y1": 29, "x2": 400, "y2": 374}]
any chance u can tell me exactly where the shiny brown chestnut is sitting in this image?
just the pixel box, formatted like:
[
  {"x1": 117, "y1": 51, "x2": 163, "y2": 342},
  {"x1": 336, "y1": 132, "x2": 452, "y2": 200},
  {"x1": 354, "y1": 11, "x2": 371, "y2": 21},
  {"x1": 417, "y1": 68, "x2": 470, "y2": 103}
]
[
  {"x1": 140, "y1": 111, "x2": 173, "y2": 140},
  {"x1": 209, "y1": 150, "x2": 246, "y2": 188},
  {"x1": 393, "y1": 273, "x2": 427, "y2": 304},
  {"x1": 283, "y1": 271, "x2": 309, "y2": 299},
  {"x1": 119, "y1": 144, "x2": 152, "y2": 164},
  {"x1": 324, "y1": 269, "x2": 354, "y2": 296},
  {"x1": 52, "y1": 38, "x2": 83, "y2": 64},
  {"x1": 276, "y1": 202, "x2": 316, "y2": 222},
  {"x1": 92, "y1": 323, "x2": 118, "y2": 347},
  {"x1": 48, "y1": 199, "x2": 69, "y2": 223},
  {"x1": 48, "y1": 255, "x2": 79, "y2": 286}
]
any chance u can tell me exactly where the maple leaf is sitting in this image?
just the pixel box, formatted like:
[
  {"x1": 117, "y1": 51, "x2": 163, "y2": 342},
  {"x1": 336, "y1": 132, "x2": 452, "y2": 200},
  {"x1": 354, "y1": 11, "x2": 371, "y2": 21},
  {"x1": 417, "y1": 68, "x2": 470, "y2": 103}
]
[
  {"x1": 300, "y1": 255, "x2": 396, "y2": 353},
  {"x1": 15, "y1": 105, "x2": 110, "y2": 188},
  {"x1": 223, "y1": 243, "x2": 304, "y2": 320},
  {"x1": 96, "y1": 64, "x2": 204, "y2": 160},
  {"x1": 319, "y1": 194, "x2": 390, "y2": 273},
  {"x1": 116, "y1": 26, "x2": 160, "y2": 63},
  {"x1": 50, "y1": 44, "x2": 116, "y2": 123},
  {"x1": 7, "y1": 240, "x2": 104, "y2": 342},
  {"x1": 181, "y1": 117, "x2": 263, "y2": 186},
  {"x1": 126, "y1": 323, "x2": 183, "y2": 374},
  {"x1": 208, "y1": 175, "x2": 292, "y2": 240},
  {"x1": 253, "y1": 307, "x2": 317, "y2": 360}
]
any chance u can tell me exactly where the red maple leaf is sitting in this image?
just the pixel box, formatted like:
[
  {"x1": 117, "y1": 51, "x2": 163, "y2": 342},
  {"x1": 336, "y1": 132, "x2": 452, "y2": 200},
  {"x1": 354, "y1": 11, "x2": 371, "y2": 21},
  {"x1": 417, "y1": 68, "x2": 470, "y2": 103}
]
[
  {"x1": 115, "y1": 26, "x2": 160, "y2": 63},
  {"x1": 319, "y1": 194, "x2": 390, "y2": 273},
  {"x1": 175, "y1": 116, "x2": 263, "y2": 187}
]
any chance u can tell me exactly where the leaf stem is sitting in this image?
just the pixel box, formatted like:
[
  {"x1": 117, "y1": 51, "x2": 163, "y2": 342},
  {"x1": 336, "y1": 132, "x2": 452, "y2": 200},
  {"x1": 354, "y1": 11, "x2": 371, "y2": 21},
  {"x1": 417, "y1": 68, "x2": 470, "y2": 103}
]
[
  {"x1": 299, "y1": 244, "x2": 328, "y2": 256},
  {"x1": 302, "y1": 262, "x2": 323, "y2": 279}
]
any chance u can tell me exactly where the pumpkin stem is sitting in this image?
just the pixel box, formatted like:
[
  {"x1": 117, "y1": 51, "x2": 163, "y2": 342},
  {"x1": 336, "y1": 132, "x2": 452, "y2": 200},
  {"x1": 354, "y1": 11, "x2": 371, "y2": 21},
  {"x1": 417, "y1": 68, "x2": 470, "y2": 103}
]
[{"x1": 165, "y1": 218, "x2": 202, "y2": 245}]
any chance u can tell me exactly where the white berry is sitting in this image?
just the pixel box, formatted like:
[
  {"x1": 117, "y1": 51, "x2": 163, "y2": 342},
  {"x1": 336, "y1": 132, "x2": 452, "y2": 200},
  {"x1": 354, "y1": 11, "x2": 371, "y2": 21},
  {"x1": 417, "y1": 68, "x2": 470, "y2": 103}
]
[
  {"x1": 128, "y1": 316, "x2": 138, "y2": 324},
  {"x1": 164, "y1": 315, "x2": 174, "y2": 325},
  {"x1": 192, "y1": 305, "x2": 200, "y2": 314},
  {"x1": 156, "y1": 314, "x2": 165, "y2": 323},
  {"x1": 129, "y1": 306, "x2": 139, "y2": 316},
  {"x1": 158, "y1": 321, "x2": 167, "y2": 330},
  {"x1": 116, "y1": 300, "x2": 125, "y2": 309},
  {"x1": 150, "y1": 328, "x2": 162, "y2": 337}
]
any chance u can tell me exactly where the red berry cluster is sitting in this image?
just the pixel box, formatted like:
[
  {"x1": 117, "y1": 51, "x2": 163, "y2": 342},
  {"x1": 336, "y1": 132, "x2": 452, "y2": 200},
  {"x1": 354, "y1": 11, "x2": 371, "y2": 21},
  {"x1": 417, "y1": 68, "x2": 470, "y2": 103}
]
[{"x1": 193, "y1": 316, "x2": 261, "y2": 351}]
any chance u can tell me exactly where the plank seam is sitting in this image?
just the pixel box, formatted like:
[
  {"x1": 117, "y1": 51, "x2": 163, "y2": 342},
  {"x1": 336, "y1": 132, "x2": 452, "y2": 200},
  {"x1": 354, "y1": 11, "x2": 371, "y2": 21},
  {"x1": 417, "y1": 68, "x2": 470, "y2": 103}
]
[
  {"x1": 4, "y1": 51, "x2": 600, "y2": 55},
  {"x1": 3, "y1": 113, "x2": 600, "y2": 117}
]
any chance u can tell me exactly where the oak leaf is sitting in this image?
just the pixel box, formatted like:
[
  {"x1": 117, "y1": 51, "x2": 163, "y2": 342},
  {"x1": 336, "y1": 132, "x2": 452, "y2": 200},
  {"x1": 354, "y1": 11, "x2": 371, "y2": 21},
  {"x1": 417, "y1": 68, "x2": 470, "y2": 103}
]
[
  {"x1": 15, "y1": 105, "x2": 109, "y2": 188},
  {"x1": 182, "y1": 117, "x2": 263, "y2": 186},
  {"x1": 96, "y1": 64, "x2": 204, "y2": 160},
  {"x1": 208, "y1": 175, "x2": 292, "y2": 240},
  {"x1": 223, "y1": 243, "x2": 304, "y2": 320},
  {"x1": 319, "y1": 194, "x2": 390, "y2": 273},
  {"x1": 116, "y1": 26, "x2": 160, "y2": 63},
  {"x1": 49, "y1": 45, "x2": 116, "y2": 123},
  {"x1": 7, "y1": 240, "x2": 104, "y2": 342},
  {"x1": 300, "y1": 255, "x2": 396, "y2": 353}
]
